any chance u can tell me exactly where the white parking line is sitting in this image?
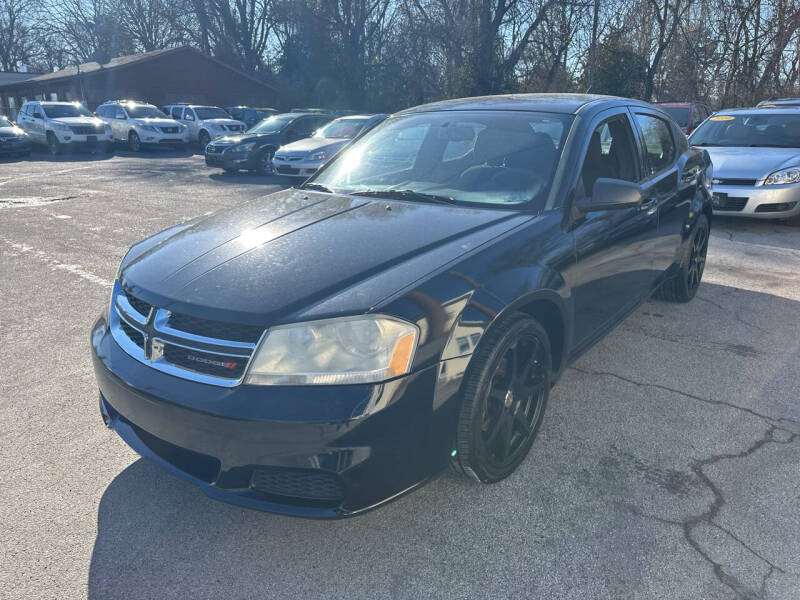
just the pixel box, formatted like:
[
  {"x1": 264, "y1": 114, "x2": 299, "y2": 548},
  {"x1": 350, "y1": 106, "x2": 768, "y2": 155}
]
[
  {"x1": 0, "y1": 165, "x2": 96, "y2": 186},
  {"x1": 0, "y1": 238, "x2": 111, "y2": 287}
]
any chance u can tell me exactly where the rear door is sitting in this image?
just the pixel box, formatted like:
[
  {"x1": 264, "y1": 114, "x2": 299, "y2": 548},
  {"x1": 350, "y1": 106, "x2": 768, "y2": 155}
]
[
  {"x1": 631, "y1": 109, "x2": 690, "y2": 276},
  {"x1": 568, "y1": 109, "x2": 661, "y2": 350},
  {"x1": 29, "y1": 103, "x2": 46, "y2": 138}
]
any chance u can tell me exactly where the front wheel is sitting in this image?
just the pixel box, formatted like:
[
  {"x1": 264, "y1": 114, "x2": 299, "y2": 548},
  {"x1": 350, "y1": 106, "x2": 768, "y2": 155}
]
[
  {"x1": 255, "y1": 149, "x2": 274, "y2": 175},
  {"x1": 454, "y1": 314, "x2": 551, "y2": 483},
  {"x1": 46, "y1": 132, "x2": 62, "y2": 155},
  {"x1": 128, "y1": 131, "x2": 142, "y2": 152},
  {"x1": 654, "y1": 214, "x2": 709, "y2": 302},
  {"x1": 198, "y1": 130, "x2": 211, "y2": 152}
]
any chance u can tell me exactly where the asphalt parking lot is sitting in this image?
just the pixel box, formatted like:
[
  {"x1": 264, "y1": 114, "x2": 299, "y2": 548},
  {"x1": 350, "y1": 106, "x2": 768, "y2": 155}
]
[{"x1": 1, "y1": 149, "x2": 799, "y2": 600}]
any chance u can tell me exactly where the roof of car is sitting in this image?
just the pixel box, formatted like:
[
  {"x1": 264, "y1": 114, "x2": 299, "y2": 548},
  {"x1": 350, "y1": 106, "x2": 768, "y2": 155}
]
[
  {"x1": 656, "y1": 102, "x2": 702, "y2": 108},
  {"x1": 37, "y1": 101, "x2": 84, "y2": 105},
  {"x1": 715, "y1": 107, "x2": 800, "y2": 115},
  {"x1": 397, "y1": 93, "x2": 652, "y2": 115}
]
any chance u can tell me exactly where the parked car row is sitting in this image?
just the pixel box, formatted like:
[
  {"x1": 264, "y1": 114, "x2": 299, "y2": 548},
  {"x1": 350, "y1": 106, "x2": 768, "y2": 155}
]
[{"x1": 204, "y1": 112, "x2": 388, "y2": 176}]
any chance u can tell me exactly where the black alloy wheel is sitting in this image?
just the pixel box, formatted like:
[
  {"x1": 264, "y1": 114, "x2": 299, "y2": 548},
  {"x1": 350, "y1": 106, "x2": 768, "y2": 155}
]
[
  {"x1": 455, "y1": 314, "x2": 551, "y2": 483},
  {"x1": 654, "y1": 214, "x2": 709, "y2": 302},
  {"x1": 128, "y1": 131, "x2": 142, "y2": 152}
]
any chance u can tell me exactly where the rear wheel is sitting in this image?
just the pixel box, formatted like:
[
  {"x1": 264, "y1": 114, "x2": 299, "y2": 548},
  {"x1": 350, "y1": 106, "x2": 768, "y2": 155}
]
[
  {"x1": 46, "y1": 132, "x2": 62, "y2": 155},
  {"x1": 128, "y1": 131, "x2": 142, "y2": 152},
  {"x1": 654, "y1": 214, "x2": 709, "y2": 302},
  {"x1": 454, "y1": 314, "x2": 551, "y2": 483},
  {"x1": 198, "y1": 130, "x2": 211, "y2": 152}
]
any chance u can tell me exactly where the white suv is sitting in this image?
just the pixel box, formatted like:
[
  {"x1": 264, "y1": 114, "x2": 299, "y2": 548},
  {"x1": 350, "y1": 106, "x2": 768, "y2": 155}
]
[
  {"x1": 96, "y1": 100, "x2": 189, "y2": 152},
  {"x1": 17, "y1": 101, "x2": 113, "y2": 155},
  {"x1": 163, "y1": 104, "x2": 246, "y2": 151}
]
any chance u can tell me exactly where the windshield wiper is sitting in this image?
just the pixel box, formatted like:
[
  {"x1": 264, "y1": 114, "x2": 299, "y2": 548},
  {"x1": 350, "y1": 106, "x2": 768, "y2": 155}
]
[
  {"x1": 301, "y1": 182, "x2": 335, "y2": 193},
  {"x1": 349, "y1": 189, "x2": 458, "y2": 205}
]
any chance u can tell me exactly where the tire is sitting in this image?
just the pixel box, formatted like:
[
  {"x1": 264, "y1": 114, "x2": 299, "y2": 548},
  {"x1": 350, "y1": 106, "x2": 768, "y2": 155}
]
[
  {"x1": 198, "y1": 130, "x2": 211, "y2": 153},
  {"x1": 654, "y1": 214, "x2": 709, "y2": 302},
  {"x1": 454, "y1": 313, "x2": 551, "y2": 483},
  {"x1": 128, "y1": 131, "x2": 142, "y2": 152},
  {"x1": 46, "y1": 132, "x2": 62, "y2": 155},
  {"x1": 255, "y1": 149, "x2": 275, "y2": 175}
]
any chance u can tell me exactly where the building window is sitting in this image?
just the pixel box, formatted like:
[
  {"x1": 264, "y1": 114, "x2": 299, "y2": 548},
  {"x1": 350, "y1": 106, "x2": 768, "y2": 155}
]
[{"x1": 49, "y1": 92, "x2": 58, "y2": 101}]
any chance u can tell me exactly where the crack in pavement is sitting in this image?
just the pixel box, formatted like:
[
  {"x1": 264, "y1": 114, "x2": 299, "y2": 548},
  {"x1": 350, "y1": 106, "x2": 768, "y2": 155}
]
[
  {"x1": 569, "y1": 367, "x2": 800, "y2": 429},
  {"x1": 570, "y1": 367, "x2": 799, "y2": 598},
  {"x1": 682, "y1": 426, "x2": 797, "y2": 599},
  {"x1": 693, "y1": 294, "x2": 769, "y2": 334}
]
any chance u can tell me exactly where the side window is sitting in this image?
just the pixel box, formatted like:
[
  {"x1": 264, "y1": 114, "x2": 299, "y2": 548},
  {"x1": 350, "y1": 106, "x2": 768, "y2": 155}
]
[
  {"x1": 32, "y1": 104, "x2": 43, "y2": 118},
  {"x1": 579, "y1": 114, "x2": 639, "y2": 196},
  {"x1": 171, "y1": 107, "x2": 183, "y2": 119},
  {"x1": 96, "y1": 106, "x2": 107, "y2": 117},
  {"x1": 635, "y1": 113, "x2": 676, "y2": 176},
  {"x1": 114, "y1": 106, "x2": 126, "y2": 120},
  {"x1": 184, "y1": 109, "x2": 195, "y2": 121}
]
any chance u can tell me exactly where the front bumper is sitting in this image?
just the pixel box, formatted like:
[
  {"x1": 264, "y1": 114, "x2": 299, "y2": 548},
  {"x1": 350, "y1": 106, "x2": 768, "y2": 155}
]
[
  {"x1": 53, "y1": 130, "x2": 114, "y2": 145},
  {"x1": 91, "y1": 318, "x2": 451, "y2": 517},
  {"x1": 712, "y1": 183, "x2": 800, "y2": 218},
  {"x1": 137, "y1": 130, "x2": 190, "y2": 145},
  {"x1": 0, "y1": 138, "x2": 32, "y2": 154},
  {"x1": 205, "y1": 150, "x2": 257, "y2": 170},
  {"x1": 273, "y1": 158, "x2": 323, "y2": 178}
]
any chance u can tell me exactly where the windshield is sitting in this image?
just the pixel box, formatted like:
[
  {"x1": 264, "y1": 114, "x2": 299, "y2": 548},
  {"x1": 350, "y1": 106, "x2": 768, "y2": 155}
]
[
  {"x1": 315, "y1": 118, "x2": 368, "y2": 139},
  {"x1": 0, "y1": 116, "x2": 13, "y2": 127},
  {"x1": 309, "y1": 111, "x2": 573, "y2": 210},
  {"x1": 661, "y1": 107, "x2": 689, "y2": 127},
  {"x1": 248, "y1": 115, "x2": 293, "y2": 134},
  {"x1": 42, "y1": 104, "x2": 92, "y2": 118},
  {"x1": 690, "y1": 113, "x2": 800, "y2": 148},
  {"x1": 126, "y1": 104, "x2": 167, "y2": 119},
  {"x1": 195, "y1": 107, "x2": 230, "y2": 120}
]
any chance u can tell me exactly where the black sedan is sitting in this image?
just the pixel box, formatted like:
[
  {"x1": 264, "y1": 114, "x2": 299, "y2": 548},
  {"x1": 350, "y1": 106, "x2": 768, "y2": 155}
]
[
  {"x1": 0, "y1": 116, "x2": 32, "y2": 157},
  {"x1": 91, "y1": 94, "x2": 712, "y2": 518},
  {"x1": 204, "y1": 112, "x2": 333, "y2": 174}
]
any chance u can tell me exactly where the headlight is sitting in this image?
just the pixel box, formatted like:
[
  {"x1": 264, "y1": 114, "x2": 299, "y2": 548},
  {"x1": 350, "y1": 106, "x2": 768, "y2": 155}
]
[
  {"x1": 53, "y1": 122, "x2": 71, "y2": 131},
  {"x1": 139, "y1": 124, "x2": 157, "y2": 132},
  {"x1": 245, "y1": 315, "x2": 419, "y2": 385},
  {"x1": 309, "y1": 150, "x2": 330, "y2": 161},
  {"x1": 230, "y1": 142, "x2": 257, "y2": 153},
  {"x1": 764, "y1": 166, "x2": 800, "y2": 185}
]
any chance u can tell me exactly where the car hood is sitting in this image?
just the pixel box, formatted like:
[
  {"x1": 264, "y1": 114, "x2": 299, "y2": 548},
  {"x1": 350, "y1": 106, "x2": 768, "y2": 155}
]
[
  {"x1": 201, "y1": 118, "x2": 244, "y2": 127},
  {"x1": 0, "y1": 125, "x2": 25, "y2": 137},
  {"x1": 135, "y1": 118, "x2": 181, "y2": 128},
  {"x1": 702, "y1": 146, "x2": 800, "y2": 180},
  {"x1": 120, "y1": 189, "x2": 528, "y2": 324},
  {"x1": 213, "y1": 132, "x2": 278, "y2": 145},
  {"x1": 51, "y1": 117, "x2": 105, "y2": 126},
  {"x1": 277, "y1": 138, "x2": 349, "y2": 155}
]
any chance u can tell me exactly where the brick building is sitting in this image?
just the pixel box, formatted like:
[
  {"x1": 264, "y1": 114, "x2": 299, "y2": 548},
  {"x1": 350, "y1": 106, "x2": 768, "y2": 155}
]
[{"x1": 0, "y1": 46, "x2": 277, "y2": 120}]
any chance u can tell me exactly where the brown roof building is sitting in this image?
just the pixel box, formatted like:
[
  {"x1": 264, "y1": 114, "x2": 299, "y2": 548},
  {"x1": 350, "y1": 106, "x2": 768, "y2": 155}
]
[{"x1": 0, "y1": 46, "x2": 277, "y2": 119}]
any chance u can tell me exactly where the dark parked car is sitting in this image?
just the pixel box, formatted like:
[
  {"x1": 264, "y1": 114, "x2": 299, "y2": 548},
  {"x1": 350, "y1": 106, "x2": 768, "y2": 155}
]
[
  {"x1": 92, "y1": 94, "x2": 712, "y2": 518},
  {"x1": 204, "y1": 112, "x2": 333, "y2": 174},
  {"x1": 225, "y1": 106, "x2": 278, "y2": 129},
  {"x1": 656, "y1": 102, "x2": 711, "y2": 134},
  {"x1": 0, "y1": 115, "x2": 32, "y2": 157}
]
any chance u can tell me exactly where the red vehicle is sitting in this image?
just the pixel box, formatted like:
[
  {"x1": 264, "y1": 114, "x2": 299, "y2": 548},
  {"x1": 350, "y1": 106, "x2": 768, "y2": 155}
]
[{"x1": 656, "y1": 102, "x2": 711, "y2": 134}]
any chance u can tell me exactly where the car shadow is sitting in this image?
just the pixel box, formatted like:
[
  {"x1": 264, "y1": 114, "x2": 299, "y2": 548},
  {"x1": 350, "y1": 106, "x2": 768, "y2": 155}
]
[
  {"x1": 112, "y1": 147, "x2": 197, "y2": 159},
  {"x1": 24, "y1": 147, "x2": 116, "y2": 163}
]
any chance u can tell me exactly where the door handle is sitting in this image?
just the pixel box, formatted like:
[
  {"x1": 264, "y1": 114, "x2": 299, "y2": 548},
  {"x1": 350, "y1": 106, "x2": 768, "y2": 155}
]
[{"x1": 640, "y1": 197, "x2": 659, "y2": 214}]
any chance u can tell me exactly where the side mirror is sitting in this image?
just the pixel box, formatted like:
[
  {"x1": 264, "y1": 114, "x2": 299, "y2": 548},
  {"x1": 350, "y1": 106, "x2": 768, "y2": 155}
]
[
  {"x1": 575, "y1": 178, "x2": 643, "y2": 213},
  {"x1": 33, "y1": 112, "x2": 43, "y2": 119}
]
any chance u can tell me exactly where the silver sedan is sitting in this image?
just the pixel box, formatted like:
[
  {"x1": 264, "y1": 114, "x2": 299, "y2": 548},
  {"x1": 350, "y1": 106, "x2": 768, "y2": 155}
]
[{"x1": 689, "y1": 108, "x2": 800, "y2": 219}]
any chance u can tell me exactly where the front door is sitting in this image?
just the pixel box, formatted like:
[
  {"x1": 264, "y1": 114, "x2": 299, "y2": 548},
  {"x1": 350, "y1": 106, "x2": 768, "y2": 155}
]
[{"x1": 567, "y1": 109, "x2": 661, "y2": 351}]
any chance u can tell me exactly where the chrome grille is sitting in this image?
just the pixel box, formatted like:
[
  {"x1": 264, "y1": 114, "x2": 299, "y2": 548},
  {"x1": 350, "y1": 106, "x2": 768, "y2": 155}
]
[
  {"x1": 70, "y1": 124, "x2": 104, "y2": 135},
  {"x1": 109, "y1": 281, "x2": 264, "y2": 387}
]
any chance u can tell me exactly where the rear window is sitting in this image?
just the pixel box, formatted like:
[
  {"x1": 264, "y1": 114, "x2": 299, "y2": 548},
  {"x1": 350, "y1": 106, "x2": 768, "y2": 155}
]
[{"x1": 660, "y1": 107, "x2": 689, "y2": 127}]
